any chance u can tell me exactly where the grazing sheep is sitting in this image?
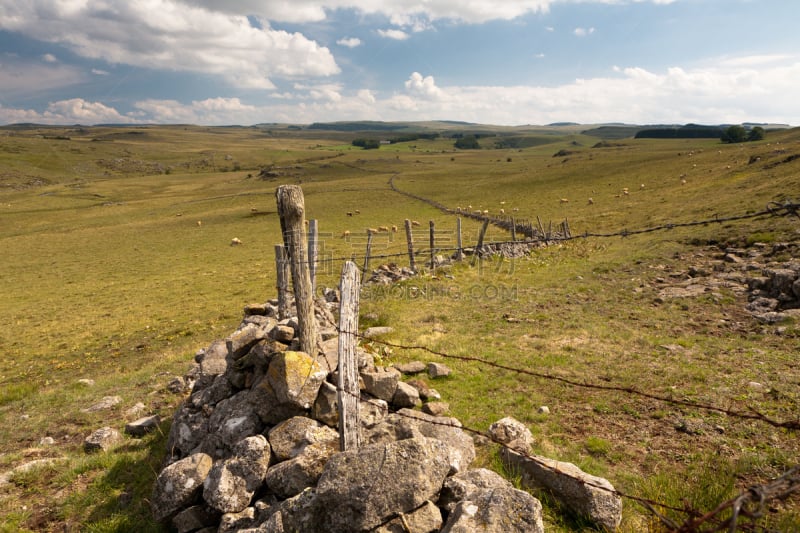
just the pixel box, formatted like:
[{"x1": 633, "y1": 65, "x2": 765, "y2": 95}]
[
  {"x1": 499, "y1": 208, "x2": 505, "y2": 214},
  {"x1": 251, "y1": 207, "x2": 258, "y2": 212},
  {"x1": 588, "y1": 198, "x2": 594, "y2": 205},
  {"x1": 482, "y1": 210, "x2": 489, "y2": 215},
  {"x1": 640, "y1": 184, "x2": 645, "y2": 190},
  {"x1": 411, "y1": 220, "x2": 421, "y2": 227},
  {"x1": 513, "y1": 207, "x2": 519, "y2": 212},
  {"x1": 467, "y1": 205, "x2": 472, "y2": 210},
  {"x1": 680, "y1": 178, "x2": 687, "y2": 185},
  {"x1": 230, "y1": 237, "x2": 242, "y2": 246},
  {"x1": 559, "y1": 198, "x2": 569, "y2": 204},
  {"x1": 354, "y1": 210, "x2": 361, "y2": 215},
  {"x1": 377, "y1": 225, "x2": 390, "y2": 232},
  {"x1": 367, "y1": 227, "x2": 378, "y2": 234},
  {"x1": 196, "y1": 220, "x2": 202, "y2": 227},
  {"x1": 391, "y1": 225, "x2": 398, "y2": 232},
  {"x1": 341, "y1": 230, "x2": 350, "y2": 238},
  {"x1": 347, "y1": 212, "x2": 353, "y2": 217}
]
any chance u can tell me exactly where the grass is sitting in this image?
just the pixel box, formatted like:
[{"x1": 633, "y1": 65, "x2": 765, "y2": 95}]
[{"x1": 1, "y1": 124, "x2": 799, "y2": 531}]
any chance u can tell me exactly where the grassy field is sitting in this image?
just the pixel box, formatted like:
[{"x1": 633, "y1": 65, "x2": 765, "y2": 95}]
[{"x1": 0, "y1": 124, "x2": 798, "y2": 531}]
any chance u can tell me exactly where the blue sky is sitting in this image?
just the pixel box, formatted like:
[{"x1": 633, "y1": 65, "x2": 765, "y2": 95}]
[{"x1": 0, "y1": 0, "x2": 798, "y2": 126}]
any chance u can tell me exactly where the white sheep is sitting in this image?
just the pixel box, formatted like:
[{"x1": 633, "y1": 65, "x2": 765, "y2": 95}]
[
  {"x1": 230, "y1": 237, "x2": 242, "y2": 246},
  {"x1": 377, "y1": 225, "x2": 390, "y2": 232},
  {"x1": 588, "y1": 198, "x2": 594, "y2": 205},
  {"x1": 559, "y1": 198, "x2": 569, "y2": 204},
  {"x1": 411, "y1": 220, "x2": 421, "y2": 227},
  {"x1": 391, "y1": 225, "x2": 398, "y2": 232},
  {"x1": 196, "y1": 220, "x2": 202, "y2": 227},
  {"x1": 341, "y1": 230, "x2": 350, "y2": 238}
]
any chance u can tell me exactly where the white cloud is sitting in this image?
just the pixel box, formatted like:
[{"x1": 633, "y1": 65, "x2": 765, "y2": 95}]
[
  {"x1": 0, "y1": 98, "x2": 136, "y2": 125},
  {"x1": 92, "y1": 68, "x2": 110, "y2": 75},
  {"x1": 0, "y1": 60, "x2": 84, "y2": 96},
  {"x1": 42, "y1": 53, "x2": 57, "y2": 63},
  {"x1": 337, "y1": 37, "x2": 362, "y2": 47},
  {"x1": 404, "y1": 72, "x2": 445, "y2": 100},
  {"x1": 377, "y1": 28, "x2": 409, "y2": 40},
  {"x1": 357, "y1": 89, "x2": 375, "y2": 103},
  {"x1": 574, "y1": 27, "x2": 595, "y2": 37},
  {"x1": 0, "y1": 0, "x2": 340, "y2": 89}
]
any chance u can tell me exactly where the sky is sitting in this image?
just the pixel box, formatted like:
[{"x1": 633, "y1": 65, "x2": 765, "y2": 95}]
[{"x1": 0, "y1": 0, "x2": 798, "y2": 126}]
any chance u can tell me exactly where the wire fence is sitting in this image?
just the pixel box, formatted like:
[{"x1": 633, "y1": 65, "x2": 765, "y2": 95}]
[{"x1": 339, "y1": 328, "x2": 800, "y2": 532}]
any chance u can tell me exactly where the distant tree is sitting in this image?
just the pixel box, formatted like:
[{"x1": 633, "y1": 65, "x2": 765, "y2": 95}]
[
  {"x1": 352, "y1": 138, "x2": 380, "y2": 149},
  {"x1": 454, "y1": 135, "x2": 480, "y2": 149},
  {"x1": 747, "y1": 126, "x2": 766, "y2": 142},
  {"x1": 721, "y1": 125, "x2": 747, "y2": 143}
]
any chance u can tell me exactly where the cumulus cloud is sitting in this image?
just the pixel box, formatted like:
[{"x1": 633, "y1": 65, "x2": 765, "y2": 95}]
[
  {"x1": 337, "y1": 37, "x2": 362, "y2": 47},
  {"x1": 0, "y1": 0, "x2": 340, "y2": 89},
  {"x1": 404, "y1": 72, "x2": 445, "y2": 100},
  {"x1": 0, "y1": 98, "x2": 135, "y2": 125},
  {"x1": 574, "y1": 27, "x2": 595, "y2": 37},
  {"x1": 377, "y1": 28, "x2": 409, "y2": 40},
  {"x1": 92, "y1": 68, "x2": 110, "y2": 76},
  {"x1": 42, "y1": 53, "x2": 57, "y2": 63}
]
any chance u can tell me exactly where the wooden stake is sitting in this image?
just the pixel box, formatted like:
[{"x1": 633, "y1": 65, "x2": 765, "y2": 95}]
[
  {"x1": 337, "y1": 261, "x2": 361, "y2": 452},
  {"x1": 275, "y1": 245, "x2": 291, "y2": 320},
  {"x1": 511, "y1": 217, "x2": 517, "y2": 242},
  {"x1": 429, "y1": 220, "x2": 436, "y2": 271},
  {"x1": 308, "y1": 219, "x2": 318, "y2": 295},
  {"x1": 404, "y1": 219, "x2": 416, "y2": 271},
  {"x1": 456, "y1": 217, "x2": 463, "y2": 261},
  {"x1": 363, "y1": 229, "x2": 373, "y2": 276},
  {"x1": 275, "y1": 185, "x2": 318, "y2": 355}
]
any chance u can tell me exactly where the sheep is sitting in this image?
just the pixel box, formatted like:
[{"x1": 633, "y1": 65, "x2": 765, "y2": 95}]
[
  {"x1": 250, "y1": 207, "x2": 258, "y2": 212},
  {"x1": 377, "y1": 225, "x2": 390, "y2": 232},
  {"x1": 230, "y1": 237, "x2": 242, "y2": 246},
  {"x1": 354, "y1": 209, "x2": 361, "y2": 215},
  {"x1": 680, "y1": 178, "x2": 687, "y2": 185},
  {"x1": 559, "y1": 198, "x2": 569, "y2": 204},
  {"x1": 196, "y1": 220, "x2": 202, "y2": 227},
  {"x1": 513, "y1": 207, "x2": 519, "y2": 212},
  {"x1": 341, "y1": 230, "x2": 350, "y2": 238},
  {"x1": 587, "y1": 198, "x2": 594, "y2": 205},
  {"x1": 499, "y1": 208, "x2": 505, "y2": 215},
  {"x1": 367, "y1": 227, "x2": 379, "y2": 234},
  {"x1": 391, "y1": 225, "x2": 398, "y2": 232},
  {"x1": 640, "y1": 184, "x2": 645, "y2": 190},
  {"x1": 500, "y1": 201, "x2": 506, "y2": 205},
  {"x1": 411, "y1": 220, "x2": 421, "y2": 227},
  {"x1": 347, "y1": 212, "x2": 353, "y2": 217},
  {"x1": 482, "y1": 210, "x2": 489, "y2": 215}
]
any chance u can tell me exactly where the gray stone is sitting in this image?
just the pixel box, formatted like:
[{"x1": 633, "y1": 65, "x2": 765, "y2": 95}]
[
  {"x1": 316, "y1": 337, "x2": 339, "y2": 373},
  {"x1": 441, "y1": 487, "x2": 544, "y2": 533},
  {"x1": 264, "y1": 441, "x2": 338, "y2": 499},
  {"x1": 392, "y1": 381, "x2": 421, "y2": 408},
  {"x1": 373, "y1": 500, "x2": 442, "y2": 533},
  {"x1": 227, "y1": 323, "x2": 269, "y2": 361},
  {"x1": 502, "y1": 448, "x2": 622, "y2": 531},
  {"x1": 77, "y1": 378, "x2": 95, "y2": 387},
  {"x1": 205, "y1": 390, "x2": 263, "y2": 454},
  {"x1": 268, "y1": 351, "x2": 328, "y2": 411},
  {"x1": 270, "y1": 324, "x2": 295, "y2": 343},
  {"x1": 360, "y1": 395, "x2": 389, "y2": 429},
  {"x1": 151, "y1": 453, "x2": 214, "y2": 522},
  {"x1": 311, "y1": 381, "x2": 338, "y2": 427},
  {"x1": 84, "y1": 427, "x2": 122, "y2": 453},
  {"x1": 395, "y1": 409, "x2": 475, "y2": 474},
  {"x1": 125, "y1": 415, "x2": 161, "y2": 437},
  {"x1": 315, "y1": 437, "x2": 452, "y2": 533},
  {"x1": 218, "y1": 507, "x2": 256, "y2": 533},
  {"x1": 81, "y1": 395, "x2": 122, "y2": 413},
  {"x1": 421, "y1": 401, "x2": 450, "y2": 416},
  {"x1": 537, "y1": 406, "x2": 550, "y2": 415},
  {"x1": 363, "y1": 326, "x2": 394, "y2": 338},
  {"x1": 439, "y1": 468, "x2": 512, "y2": 512},
  {"x1": 393, "y1": 361, "x2": 426, "y2": 374},
  {"x1": 488, "y1": 416, "x2": 534, "y2": 452},
  {"x1": 427, "y1": 362, "x2": 451, "y2": 378},
  {"x1": 171, "y1": 505, "x2": 220, "y2": 533},
  {"x1": 39, "y1": 436, "x2": 55, "y2": 446},
  {"x1": 267, "y1": 416, "x2": 339, "y2": 462},
  {"x1": 167, "y1": 376, "x2": 190, "y2": 394},
  {"x1": 166, "y1": 405, "x2": 210, "y2": 458},
  {"x1": 361, "y1": 370, "x2": 399, "y2": 402},
  {"x1": 196, "y1": 340, "x2": 230, "y2": 376},
  {"x1": 264, "y1": 487, "x2": 321, "y2": 532},
  {"x1": 203, "y1": 435, "x2": 270, "y2": 514}
]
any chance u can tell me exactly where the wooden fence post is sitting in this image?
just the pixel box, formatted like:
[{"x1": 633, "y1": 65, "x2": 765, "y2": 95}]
[
  {"x1": 275, "y1": 245, "x2": 291, "y2": 320},
  {"x1": 363, "y1": 230, "x2": 373, "y2": 276},
  {"x1": 337, "y1": 261, "x2": 361, "y2": 451},
  {"x1": 275, "y1": 185, "x2": 318, "y2": 355},
  {"x1": 511, "y1": 217, "x2": 517, "y2": 242},
  {"x1": 472, "y1": 219, "x2": 489, "y2": 265},
  {"x1": 404, "y1": 219, "x2": 416, "y2": 271},
  {"x1": 308, "y1": 219, "x2": 318, "y2": 295},
  {"x1": 456, "y1": 217, "x2": 463, "y2": 261},
  {"x1": 429, "y1": 220, "x2": 436, "y2": 271}
]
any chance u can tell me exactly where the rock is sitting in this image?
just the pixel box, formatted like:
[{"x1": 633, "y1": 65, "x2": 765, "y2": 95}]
[
  {"x1": 488, "y1": 416, "x2": 534, "y2": 453},
  {"x1": 172, "y1": 505, "x2": 220, "y2": 533},
  {"x1": 196, "y1": 340, "x2": 229, "y2": 376},
  {"x1": 311, "y1": 381, "x2": 338, "y2": 427},
  {"x1": 359, "y1": 394, "x2": 389, "y2": 429},
  {"x1": 361, "y1": 370, "x2": 399, "y2": 402},
  {"x1": 501, "y1": 448, "x2": 622, "y2": 531},
  {"x1": 363, "y1": 326, "x2": 394, "y2": 338},
  {"x1": 81, "y1": 395, "x2": 122, "y2": 413},
  {"x1": 421, "y1": 401, "x2": 450, "y2": 416},
  {"x1": 392, "y1": 361, "x2": 426, "y2": 374},
  {"x1": 203, "y1": 435, "x2": 270, "y2": 514},
  {"x1": 316, "y1": 336, "x2": 340, "y2": 373},
  {"x1": 391, "y1": 381, "x2": 421, "y2": 409},
  {"x1": 204, "y1": 390, "x2": 263, "y2": 454},
  {"x1": 268, "y1": 416, "x2": 339, "y2": 462},
  {"x1": 166, "y1": 404, "x2": 211, "y2": 458},
  {"x1": 152, "y1": 453, "x2": 214, "y2": 522},
  {"x1": 268, "y1": 351, "x2": 328, "y2": 411},
  {"x1": 227, "y1": 323, "x2": 269, "y2": 360},
  {"x1": 270, "y1": 324, "x2": 295, "y2": 343},
  {"x1": 125, "y1": 415, "x2": 161, "y2": 437},
  {"x1": 77, "y1": 378, "x2": 95, "y2": 387},
  {"x1": 315, "y1": 437, "x2": 452, "y2": 532},
  {"x1": 537, "y1": 406, "x2": 550, "y2": 415},
  {"x1": 264, "y1": 441, "x2": 338, "y2": 499},
  {"x1": 243, "y1": 303, "x2": 269, "y2": 316},
  {"x1": 167, "y1": 376, "x2": 189, "y2": 394},
  {"x1": 218, "y1": 506, "x2": 256, "y2": 533},
  {"x1": 263, "y1": 487, "x2": 322, "y2": 532},
  {"x1": 84, "y1": 427, "x2": 122, "y2": 453},
  {"x1": 39, "y1": 436, "x2": 55, "y2": 446},
  {"x1": 125, "y1": 402, "x2": 147, "y2": 419},
  {"x1": 373, "y1": 500, "x2": 442, "y2": 533},
  {"x1": 439, "y1": 468, "x2": 511, "y2": 512},
  {"x1": 427, "y1": 362, "x2": 451, "y2": 378}
]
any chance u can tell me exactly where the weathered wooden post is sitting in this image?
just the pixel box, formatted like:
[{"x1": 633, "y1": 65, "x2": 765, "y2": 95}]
[
  {"x1": 337, "y1": 261, "x2": 361, "y2": 451},
  {"x1": 275, "y1": 185, "x2": 318, "y2": 355},
  {"x1": 537, "y1": 216, "x2": 547, "y2": 243},
  {"x1": 472, "y1": 218, "x2": 489, "y2": 265},
  {"x1": 429, "y1": 220, "x2": 436, "y2": 271},
  {"x1": 455, "y1": 217, "x2": 463, "y2": 261},
  {"x1": 363, "y1": 229, "x2": 373, "y2": 276},
  {"x1": 404, "y1": 219, "x2": 416, "y2": 271},
  {"x1": 308, "y1": 219, "x2": 318, "y2": 295},
  {"x1": 511, "y1": 217, "x2": 517, "y2": 242},
  {"x1": 275, "y1": 245, "x2": 291, "y2": 320}
]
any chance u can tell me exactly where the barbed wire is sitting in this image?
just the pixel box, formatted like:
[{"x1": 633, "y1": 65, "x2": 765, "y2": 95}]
[{"x1": 329, "y1": 337, "x2": 800, "y2": 532}]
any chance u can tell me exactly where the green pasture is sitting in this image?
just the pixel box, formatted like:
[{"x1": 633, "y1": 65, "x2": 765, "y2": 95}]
[{"x1": 0, "y1": 124, "x2": 798, "y2": 531}]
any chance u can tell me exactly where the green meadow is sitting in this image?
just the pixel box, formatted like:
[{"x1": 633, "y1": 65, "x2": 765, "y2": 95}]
[{"x1": 1, "y1": 124, "x2": 798, "y2": 531}]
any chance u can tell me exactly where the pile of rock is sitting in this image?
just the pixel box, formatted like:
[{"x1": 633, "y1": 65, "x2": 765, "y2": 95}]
[
  {"x1": 744, "y1": 243, "x2": 800, "y2": 323},
  {"x1": 151, "y1": 298, "x2": 541, "y2": 532}
]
